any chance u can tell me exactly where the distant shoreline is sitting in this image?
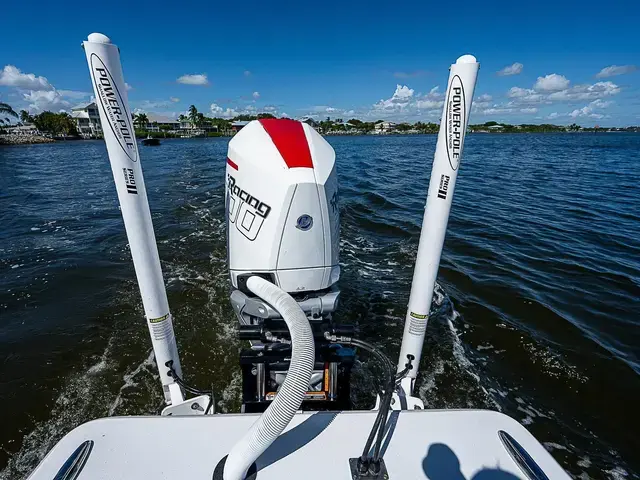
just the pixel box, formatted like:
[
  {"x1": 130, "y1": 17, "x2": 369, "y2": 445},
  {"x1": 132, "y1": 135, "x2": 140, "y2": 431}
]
[{"x1": 2, "y1": 130, "x2": 638, "y2": 146}]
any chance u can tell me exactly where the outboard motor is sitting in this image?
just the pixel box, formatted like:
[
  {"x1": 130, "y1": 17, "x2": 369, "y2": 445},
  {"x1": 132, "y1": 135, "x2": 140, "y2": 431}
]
[{"x1": 226, "y1": 119, "x2": 354, "y2": 412}]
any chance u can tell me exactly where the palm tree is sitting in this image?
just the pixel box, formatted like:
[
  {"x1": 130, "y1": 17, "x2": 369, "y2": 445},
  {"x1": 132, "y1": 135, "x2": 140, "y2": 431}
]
[
  {"x1": 0, "y1": 102, "x2": 18, "y2": 122},
  {"x1": 19, "y1": 110, "x2": 33, "y2": 124},
  {"x1": 134, "y1": 113, "x2": 149, "y2": 129},
  {"x1": 188, "y1": 105, "x2": 198, "y2": 129}
]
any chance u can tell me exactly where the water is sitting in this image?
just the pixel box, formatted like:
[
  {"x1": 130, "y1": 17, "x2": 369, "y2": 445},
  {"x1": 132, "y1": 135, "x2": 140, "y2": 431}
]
[{"x1": 1, "y1": 134, "x2": 639, "y2": 479}]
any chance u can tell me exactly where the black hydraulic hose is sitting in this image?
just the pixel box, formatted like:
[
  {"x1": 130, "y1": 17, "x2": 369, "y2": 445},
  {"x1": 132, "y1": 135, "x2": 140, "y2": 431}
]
[
  {"x1": 396, "y1": 366, "x2": 410, "y2": 382},
  {"x1": 332, "y1": 338, "x2": 395, "y2": 461},
  {"x1": 371, "y1": 363, "x2": 413, "y2": 463},
  {"x1": 324, "y1": 336, "x2": 414, "y2": 466},
  {"x1": 372, "y1": 372, "x2": 396, "y2": 462},
  {"x1": 371, "y1": 361, "x2": 414, "y2": 463}
]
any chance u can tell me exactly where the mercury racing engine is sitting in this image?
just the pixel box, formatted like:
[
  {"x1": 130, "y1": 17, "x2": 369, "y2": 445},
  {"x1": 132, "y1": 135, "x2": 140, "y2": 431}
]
[{"x1": 226, "y1": 119, "x2": 354, "y2": 412}]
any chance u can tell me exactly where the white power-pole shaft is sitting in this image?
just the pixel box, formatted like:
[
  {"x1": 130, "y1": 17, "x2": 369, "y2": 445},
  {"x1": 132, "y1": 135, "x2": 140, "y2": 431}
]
[
  {"x1": 397, "y1": 55, "x2": 479, "y2": 392},
  {"x1": 82, "y1": 33, "x2": 183, "y2": 404}
]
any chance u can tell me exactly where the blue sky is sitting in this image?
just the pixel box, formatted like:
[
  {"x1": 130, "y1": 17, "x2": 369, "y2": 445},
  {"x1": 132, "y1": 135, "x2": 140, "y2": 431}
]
[{"x1": 1, "y1": 0, "x2": 639, "y2": 126}]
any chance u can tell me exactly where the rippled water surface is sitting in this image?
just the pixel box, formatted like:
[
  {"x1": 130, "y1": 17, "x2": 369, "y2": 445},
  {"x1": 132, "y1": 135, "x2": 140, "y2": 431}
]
[{"x1": 1, "y1": 134, "x2": 639, "y2": 479}]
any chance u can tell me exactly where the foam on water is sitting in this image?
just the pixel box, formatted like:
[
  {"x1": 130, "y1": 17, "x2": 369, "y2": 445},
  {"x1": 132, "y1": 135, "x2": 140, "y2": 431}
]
[
  {"x1": 109, "y1": 349, "x2": 157, "y2": 416},
  {"x1": 0, "y1": 343, "x2": 116, "y2": 479}
]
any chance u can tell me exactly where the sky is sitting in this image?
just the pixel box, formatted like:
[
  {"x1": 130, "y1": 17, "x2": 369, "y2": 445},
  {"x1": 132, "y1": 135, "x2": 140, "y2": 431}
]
[{"x1": 1, "y1": 0, "x2": 639, "y2": 126}]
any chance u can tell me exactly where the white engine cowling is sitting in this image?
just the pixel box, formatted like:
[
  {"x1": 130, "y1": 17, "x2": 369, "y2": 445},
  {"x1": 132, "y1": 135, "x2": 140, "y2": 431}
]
[{"x1": 226, "y1": 119, "x2": 339, "y2": 293}]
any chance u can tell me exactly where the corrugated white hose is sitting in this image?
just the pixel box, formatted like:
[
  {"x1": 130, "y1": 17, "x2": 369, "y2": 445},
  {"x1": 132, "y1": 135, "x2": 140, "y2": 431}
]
[{"x1": 223, "y1": 276, "x2": 315, "y2": 480}]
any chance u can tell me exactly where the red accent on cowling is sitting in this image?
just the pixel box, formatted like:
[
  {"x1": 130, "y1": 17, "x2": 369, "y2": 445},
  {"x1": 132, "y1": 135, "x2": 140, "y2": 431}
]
[
  {"x1": 227, "y1": 158, "x2": 238, "y2": 170},
  {"x1": 259, "y1": 119, "x2": 313, "y2": 169}
]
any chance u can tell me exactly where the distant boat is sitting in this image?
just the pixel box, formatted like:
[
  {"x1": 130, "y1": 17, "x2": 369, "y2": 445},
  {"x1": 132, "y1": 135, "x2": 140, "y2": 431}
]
[{"x1": 142, "y1": 136, "x2": 160, "y2": 146}]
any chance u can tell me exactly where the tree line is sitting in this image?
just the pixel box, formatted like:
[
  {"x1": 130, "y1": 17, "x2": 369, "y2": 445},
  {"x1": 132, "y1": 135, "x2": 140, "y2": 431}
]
[
  {"x1": 0, "y1": 103, "x2": 79, "y2": 136},
  {"x1": 131, "y1": 105, "x2": 277, "y2": 135},
  {"x1": 2, "y1": 101, "x2": 637, "y2": 137}
]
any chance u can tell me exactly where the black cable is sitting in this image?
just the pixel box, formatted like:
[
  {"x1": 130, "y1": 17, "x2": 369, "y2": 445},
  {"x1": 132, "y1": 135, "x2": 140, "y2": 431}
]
[
  {"x1": 372, "y1": 371, "x2": 396, "y2": 462},
  {"x1": 165, "y1": 361, "x2": 215, "y2": 414},
  {"x1": 396, "y1": 366, "x2": 410, "y2": 382},
  {"x1": 371, "y1": 360, "x2": 414, "y2": 463},
  {"x1": 327, "y1": 337, "x2": 395, "y2": 463},
  {"x1": 321, "y1": 337, "x2": 416, "y2": 467},
  {"x1": 349, "y1": 340, "x2": 394, "y2": 456}
]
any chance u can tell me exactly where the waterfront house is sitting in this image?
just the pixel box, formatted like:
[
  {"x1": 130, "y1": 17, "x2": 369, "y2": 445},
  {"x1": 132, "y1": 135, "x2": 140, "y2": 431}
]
[
  {"x1": 298, "y1": 117, "x2": 322, "y2": 133},
  {"x1": 177, "y1": 118, "x2": 219, "y2": 136},
  {"x1": 179, "y1": 119, "x2": 193, "y2": 131},
  {"x1": 299, "y1": 117, "x2": 318, "y2": 127},
  {"x1": 231, "y1": 121, "x2": 249, "y2": 133},
  {"x1": 146, "y1": 114, "x2": 180, "y2": 132},
  {"x1": 6, "y1": 124, "x2": 40, "y2": 136},
  {"x1": 374, "y1": 121, "x2": 397, "y2": 133},
  {"x1": 71, "y1": 102, "x2": 102, "y2": 137}
]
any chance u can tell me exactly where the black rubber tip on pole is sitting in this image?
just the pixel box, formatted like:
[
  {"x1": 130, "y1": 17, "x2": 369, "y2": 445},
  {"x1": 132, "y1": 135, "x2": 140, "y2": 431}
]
[{"x1": 213, "y1": 455, "x2": 258, "y2": 480}]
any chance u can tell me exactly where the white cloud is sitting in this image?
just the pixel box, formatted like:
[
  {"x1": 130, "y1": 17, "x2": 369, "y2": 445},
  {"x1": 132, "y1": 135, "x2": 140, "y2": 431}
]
[
  {"x1": 244, "y1": 70, "x2": 251, "y2": 77},
  {"x1": 415, "y1": 99, "x2": 442, "y2": 109},
  {"x1": 394, "y1": 85, "x2": 414, "y2": 99},
  {"x1": 595, "y1": 65, "x2": 637, "y2": 78},
  {"x1": 547, "y1": 81, "x2": 620, "y2": 101},
  {"x1": 547, "y1": 112, "x2": 559, "y2": 120},
  {"x1": 0, "y1": 65, "x2": 53, "y2": 90},
  {"x1": 569, "y1": 107, "x2": 604, "y2": 119},
  {"x1": 299, "y1": 85, "x2": 444, "y2": 121},
  {"x1": 252, "y1": 91, "x2": 260, "y2": 99},
  {"x1": 219, "y1": 108, "x2": 240, "y2": 118},
  {"x1": 568, "y1": 99, "x2": 612, "y2": 119},
  {"x1": 508, "y1": 87, "x2": 533, "y2": 98},
  {"x1": 210, "y1": 102, "x2": 276, "y2": 119},
  {"x1": 309, "y1": 105, "x2": 350, "y2": 115},
  {"x1": 125, "y1": 83, "x2": 133, "y2": 91},
  {"x1": 58, "y1": 90, "x2": 91, "y2": 100},
  {"x1": 497, "y1": 62, "x2": 523, "y2": 76},
  {"x1": 22, "y1": 90, "x2": 70, "y2": 112},
  {"x1": 176, "y1": 74, "x2": 209, "y2": 86},
  {"x1": 520, "y1": 107, "x2": 538, "y2": 114},
  {"x1": 534, "y1": 74, "x2": 570, "y2": 92},
  {"x1": 373, "y1": 84, "x2": 415, "y2": 111},
  {"x1": 507, "y1": 87, "x2": 544, "y2": 103},
  {"x1": 415, "y1": 86, "x2": 444, "y2": 109},
  {"x1": 138, "y1": 99, "x2": 173, "y2": 110},
  {"x1": 366, "y1": 83, "x2": 445, "y2": 118},
  {"x1": 210, "y1": 103, "x2": 223, "y2": 115},
  {"x1": 506, "y1": 76, "x2": 621, "y2": 109},
  {"x1": 590, "y1": 99, "x2": 612, "y2": 108},
  {"x1": 472, "y1": 93, "x2": 493, "y2": 110},
  {"x1": 170, "y1": 97, "x2": 180, "y2": 103},
  {"x1": 483, "y1": 107, "x2": 515, "y2": 115},
  {"x1": 569, "y1": 107, "x2": 588, "y2": 118}
]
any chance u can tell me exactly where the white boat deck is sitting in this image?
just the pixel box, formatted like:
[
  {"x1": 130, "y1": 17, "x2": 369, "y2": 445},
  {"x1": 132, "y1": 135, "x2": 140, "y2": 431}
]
[{"x1": 29, "y1": 409, "x2": 569, "y2": 479}]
